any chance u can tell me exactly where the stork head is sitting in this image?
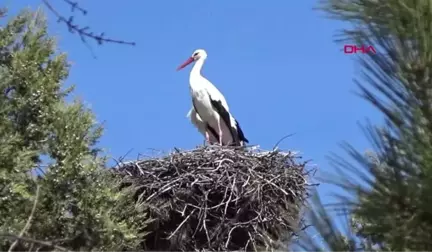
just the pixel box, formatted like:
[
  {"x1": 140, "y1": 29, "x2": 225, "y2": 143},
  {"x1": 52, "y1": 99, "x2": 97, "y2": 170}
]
[
  {"x1": 176, "y1": 49, "x2": 207, "y2": 71},
  {"x1": 191, "y1": 49, "x2": 207, "y2": 60}
]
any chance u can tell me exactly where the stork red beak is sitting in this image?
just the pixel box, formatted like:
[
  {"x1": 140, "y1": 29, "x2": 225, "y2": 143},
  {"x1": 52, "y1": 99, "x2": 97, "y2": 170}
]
[{"x1": 176, "y1": 57, "x2": 194, "y2": 71}]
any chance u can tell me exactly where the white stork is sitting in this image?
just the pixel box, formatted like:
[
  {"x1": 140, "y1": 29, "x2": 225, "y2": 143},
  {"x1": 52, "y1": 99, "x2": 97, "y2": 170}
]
[
  {"x1": 177, "y1": 49, "x2": 249, "y2": 146},
  {"x1": 186, "y1": 107, "x2": 219, "y2": 144}
]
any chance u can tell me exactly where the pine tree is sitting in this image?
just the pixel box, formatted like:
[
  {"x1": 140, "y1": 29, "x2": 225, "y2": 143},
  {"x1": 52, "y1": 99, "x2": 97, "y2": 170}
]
[
  {"x1": 298, "y1": 0, "x2": 432, "y2": 250},
  {"x1": 0, "y1": 8, "x2": 148, "y2": 251}
]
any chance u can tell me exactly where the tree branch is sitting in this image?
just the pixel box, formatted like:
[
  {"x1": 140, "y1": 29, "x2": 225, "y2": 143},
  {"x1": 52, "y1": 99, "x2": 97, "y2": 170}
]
[
  {"x1": 2, "y1": 233, "x2": 69, "y2": 252},
  {"x1": 7, "y1": 185, "x2": 40, "y2": 252},
  {"x1": 42, "y1": 0, "x2": 135, "y2": 46}
]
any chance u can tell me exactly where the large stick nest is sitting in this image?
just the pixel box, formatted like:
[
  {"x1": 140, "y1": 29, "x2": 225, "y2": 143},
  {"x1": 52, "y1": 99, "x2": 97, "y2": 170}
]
[{"x1": 113, "y1": 146, "x2": 311, "y2": 251}]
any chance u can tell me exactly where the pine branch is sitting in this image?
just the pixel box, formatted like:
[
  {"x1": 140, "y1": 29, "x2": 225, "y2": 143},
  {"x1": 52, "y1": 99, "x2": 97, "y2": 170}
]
[
  {"x1": 42, "y1": 0, "x2": 135, "y2": 46},
  {"x1": 7, "y1": 185, "x2": 40, "y2": 252}
]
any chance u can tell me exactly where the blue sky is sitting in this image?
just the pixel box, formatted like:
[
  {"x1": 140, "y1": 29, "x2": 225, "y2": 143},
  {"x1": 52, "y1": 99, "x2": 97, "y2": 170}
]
[{"x1": 9, "y1": 0, "x2": 382, "y2": 235}]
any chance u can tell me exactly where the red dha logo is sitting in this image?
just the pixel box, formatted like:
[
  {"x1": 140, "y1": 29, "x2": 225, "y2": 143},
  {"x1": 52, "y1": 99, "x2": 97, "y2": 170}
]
[{"x1": 344, "y1": 45, "x2": 376, "y2": 54}]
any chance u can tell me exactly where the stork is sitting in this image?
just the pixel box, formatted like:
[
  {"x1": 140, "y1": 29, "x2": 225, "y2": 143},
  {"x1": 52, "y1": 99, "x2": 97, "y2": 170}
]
[
  {"x1": 186, "y1": 107, "x2": 219, "y2": 144},
  {"x1": 177, "y1": 49, "x2": 249, "y2": 146}
]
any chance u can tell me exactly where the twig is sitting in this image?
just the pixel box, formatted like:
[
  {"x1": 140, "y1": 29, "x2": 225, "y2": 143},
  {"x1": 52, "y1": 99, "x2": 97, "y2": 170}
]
[
  {"x1": 167, "y1": 209, "x2": 196, "y2": 239},
  {"x1": 202, "y1": 191, "x2": 211, "y2": 246},
  {"x1": 118, "y1": 148, "x2": 134, "y2": 163},
  {"x1": 2, "y1": 233, "x2": 69, "y2": 252},
  {"x1": 272, "y1": 133, "x2": 296, "y2": 151},
  {"x1": 225, "y1": 226, "x2": 240, "y2": 248},
  {"x1": 63, "y1": 0, "x2": 87, "y2": 15},
  {"x1": 42, "y1": 0, "x2": 135, "y2": 47},
  {"x1": 8, "y1": 185, "x2": 40, "y2": 252}
]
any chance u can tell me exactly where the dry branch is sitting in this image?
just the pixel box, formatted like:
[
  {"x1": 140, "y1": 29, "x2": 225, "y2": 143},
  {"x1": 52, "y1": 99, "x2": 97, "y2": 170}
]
[
  {"x1": 42, "y1": 0, "x2": 135, "y2": 46},
  {"x1": 113, "y1": 145, "x2": 313, "y2": 251},
  {"x1": 1, "y1": 233, "x2": 69, "y2": 252}
]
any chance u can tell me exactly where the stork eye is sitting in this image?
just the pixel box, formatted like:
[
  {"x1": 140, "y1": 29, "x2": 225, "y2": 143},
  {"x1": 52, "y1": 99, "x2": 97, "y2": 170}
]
[{"x1": 193, "y1": 52, "x2": 199, "y2": 56}]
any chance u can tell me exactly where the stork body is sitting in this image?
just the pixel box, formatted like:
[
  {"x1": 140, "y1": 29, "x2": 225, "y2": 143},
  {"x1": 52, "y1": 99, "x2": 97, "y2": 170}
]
[
  {"x1": 186, "y1": 107, "x2": 219, "y2": 144},
  {"x1": 177, "y1": 49, "x2": 249, "y2": 146}
]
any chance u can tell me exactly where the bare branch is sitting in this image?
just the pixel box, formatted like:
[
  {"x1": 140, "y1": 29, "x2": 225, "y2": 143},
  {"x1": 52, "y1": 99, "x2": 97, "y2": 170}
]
[
  {"x1": 42, "y1": 0, "x2": 135, "y2": 46},
  {"x1": 272, "y1": 133, "x2": 296, "y2": 151},
  {"x1": 62, "y1": 0, "x2": 87, "y2": 15},
  {"x1": 2, "y1": 233, "x2": 69, "y2": 252}
]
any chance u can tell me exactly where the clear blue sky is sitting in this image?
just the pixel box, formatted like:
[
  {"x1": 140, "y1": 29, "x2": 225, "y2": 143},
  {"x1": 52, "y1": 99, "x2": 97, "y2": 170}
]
[{"x1": 9, "y1": 0, "x2": 382, "y2": 231}]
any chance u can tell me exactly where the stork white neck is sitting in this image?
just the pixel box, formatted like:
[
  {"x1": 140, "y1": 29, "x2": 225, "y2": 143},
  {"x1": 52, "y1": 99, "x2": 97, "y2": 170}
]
[
  {"x1": 189, "y1": 57, "x2": 206, "y2": 88},
  {"x1": 176, "y1": 49, "x2": 209, "y2": 88},
  {"x1": 191, "y1": 57, "x2": 205, "y2": 77}
]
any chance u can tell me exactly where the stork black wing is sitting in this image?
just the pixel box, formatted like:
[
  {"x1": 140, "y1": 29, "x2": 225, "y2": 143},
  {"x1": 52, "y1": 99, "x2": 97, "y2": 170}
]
[
  {"x1": 206, "y1": 123, "x2": 219, "y2": 142},
  {"x1": 234, "y1": 119, "x2": 249, "y2": 143},
  {"x1": 207, "y1": 94, "x2": 243, "y2": 146}
]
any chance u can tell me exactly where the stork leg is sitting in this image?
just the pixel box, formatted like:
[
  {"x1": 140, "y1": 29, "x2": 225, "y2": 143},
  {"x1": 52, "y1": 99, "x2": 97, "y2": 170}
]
[
  {"x1": 205, "y1": 130, "x2": 211, "y2": 145},
  {"x1": 217, "y1": 117, "x2": 223, "y2": 146}
]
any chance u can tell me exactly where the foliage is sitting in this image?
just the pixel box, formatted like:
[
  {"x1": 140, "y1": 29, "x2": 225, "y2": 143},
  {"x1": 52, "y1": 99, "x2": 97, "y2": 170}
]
[
  {"x1": 298, "y1": 0, "x2": 432, "y2": 251},
  {"x1": 0, "y1": 9, "x2": 146, "y2": 251}
]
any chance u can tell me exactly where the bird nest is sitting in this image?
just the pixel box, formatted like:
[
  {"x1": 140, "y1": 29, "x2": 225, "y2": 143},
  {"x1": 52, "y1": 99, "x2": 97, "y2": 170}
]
[{"x1": 113, "y1": 146, "x2": 312, "y2": 251}]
